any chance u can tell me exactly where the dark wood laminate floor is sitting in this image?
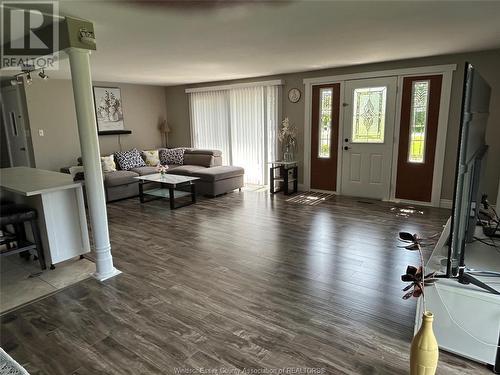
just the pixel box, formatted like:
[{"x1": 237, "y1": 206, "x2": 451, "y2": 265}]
[{"x1": 0, "y1": 191, "x2": 492, "y2": 374}]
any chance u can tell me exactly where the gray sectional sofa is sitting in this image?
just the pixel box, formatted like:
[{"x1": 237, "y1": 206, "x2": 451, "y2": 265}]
[{"x1": 103, "y1": 149, "x2": 244, "y2": 202}]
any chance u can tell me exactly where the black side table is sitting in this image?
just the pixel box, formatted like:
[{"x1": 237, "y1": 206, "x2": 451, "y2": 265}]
[{"x1": 268, "y1": 161, "x2": 298, "y2": 195}]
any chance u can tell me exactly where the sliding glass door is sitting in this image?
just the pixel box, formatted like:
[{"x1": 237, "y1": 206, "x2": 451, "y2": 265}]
[
  {"x1": 189, "y1": 84, "x2": 279, "y2": 185},
  {"x1": 189, "y1": 90, "x2": 231, "y2": 165}
]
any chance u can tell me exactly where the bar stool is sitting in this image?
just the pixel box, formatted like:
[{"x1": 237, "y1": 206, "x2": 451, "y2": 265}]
[
  {"x1": 0, "y1": 199, "x2": 15, "y2": 244},
  {"x1": 0, "y1": 203, "x2": 46, "y2": 270}
]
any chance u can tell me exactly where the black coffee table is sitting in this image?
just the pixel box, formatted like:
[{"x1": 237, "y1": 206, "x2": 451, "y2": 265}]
[{"x1": 135, "y1": 173, "x2": 200, "y2": 209}]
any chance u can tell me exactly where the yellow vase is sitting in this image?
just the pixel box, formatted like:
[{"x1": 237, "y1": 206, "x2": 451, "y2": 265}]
[{"x1": 410, "y1": 311, "x2": 439, "y2": 375}]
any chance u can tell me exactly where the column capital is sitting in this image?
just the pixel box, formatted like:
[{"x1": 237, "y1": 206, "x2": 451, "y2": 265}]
[{"x1": 65, "y1": 47, "x2": 92, "y2": 56}]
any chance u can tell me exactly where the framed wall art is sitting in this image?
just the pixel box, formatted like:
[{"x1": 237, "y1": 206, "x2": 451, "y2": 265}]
[{"x1": 93, "y1": 86, "x2": 131, "y2": 135}]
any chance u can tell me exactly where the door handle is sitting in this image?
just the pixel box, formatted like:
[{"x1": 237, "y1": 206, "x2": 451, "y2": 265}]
[
  {"x1": 20, "y1": 147, "x2": 26, "y2": 151},
  {"x1": 344, "y1": 146, "x2": 350, "y2": 151}
]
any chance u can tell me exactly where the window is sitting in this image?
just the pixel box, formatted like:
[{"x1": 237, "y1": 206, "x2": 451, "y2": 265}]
[
  {"x1": 189, "y1": 84, "x2": 279, "y2": 185},
  {"x1": 408, "y1": 80, "x2": 430, "y2": 163},
  {"x1": 318, "y1": 88, "x2": 333, "y2": 158},
  {"x1": 352, "y1": 86, "x2": 387, "y2": 143}
]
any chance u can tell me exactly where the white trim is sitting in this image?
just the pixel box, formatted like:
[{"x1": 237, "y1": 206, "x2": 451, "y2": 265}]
[
  {"x1": 303, "y1": 64, "x2": 456, "y2": 206},
  {"x1": 389, "y1": 76, "x2": 404, "y2": 202},
  {"x1": 431, "y1": 69, "x2": 454, "y2": 207},
  {"x1": 303, "y1": 64, "x2": 456, "y2": 85},
  {"x1": 337, "y1": 83, "x2": 345, "y2": 194},
  {"x1": 303, "y1": 82, "x2": 312, "y2": 191},
  {"x1": 440, "y1": 199, "x2": 453, "y2": 209},
  {"x1": 185, "y1": 79, "x2": 284, "y2": 93}
]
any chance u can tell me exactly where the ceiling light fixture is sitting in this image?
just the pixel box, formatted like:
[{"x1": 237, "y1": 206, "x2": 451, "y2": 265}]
[
  {"x1": 25, "y1": 72, "x2": 33, "y2": 85},
  {"x1": 9, "y1": 75, "x2": 23, "y2": 86},
  {"x1": 38, "y1": 70, "x2": 48, "y2": 80}
]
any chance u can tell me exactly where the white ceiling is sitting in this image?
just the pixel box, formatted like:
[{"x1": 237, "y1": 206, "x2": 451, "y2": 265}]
[{"x1": 5, "y1": 0, "x2": 500, "y2": 86}]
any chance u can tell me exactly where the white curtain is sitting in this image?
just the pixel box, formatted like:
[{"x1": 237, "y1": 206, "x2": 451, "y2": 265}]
[
  {"x1": 189, "y1": 84, "x2": 280, "y2": 184},
  {"x1": 266, "y1": 85, "x2": 279, "y2": 168},
  {"x1": 190, "y1": 90, "x2": 231, "y2": 165},
  {"x1": 230, "y1": 86, "x2": 265, "y2": 185}
]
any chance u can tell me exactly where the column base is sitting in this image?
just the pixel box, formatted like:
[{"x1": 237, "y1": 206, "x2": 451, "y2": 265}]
[{"x1": 92, "y1": 267, "x2": 122, "y2": 282}]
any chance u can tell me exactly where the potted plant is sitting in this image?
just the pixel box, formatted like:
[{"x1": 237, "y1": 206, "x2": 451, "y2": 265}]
[{"x1": 399, "y1": 231, "x2": 439, "y2": 375}]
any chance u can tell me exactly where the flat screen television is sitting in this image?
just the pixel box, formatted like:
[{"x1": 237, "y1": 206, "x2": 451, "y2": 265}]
[{"x1": 447, "y1": 62, "x2": 499, "y2": 294}]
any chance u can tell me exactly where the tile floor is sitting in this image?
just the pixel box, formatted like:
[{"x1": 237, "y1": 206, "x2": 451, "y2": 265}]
[{"x1": 0, "y1": 255, "x2": 94, "y2": 314}]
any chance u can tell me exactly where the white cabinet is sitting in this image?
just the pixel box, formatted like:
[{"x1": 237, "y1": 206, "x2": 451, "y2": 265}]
[{"x1": 1, "y1": 167, "x2": 91, "y2": 265}]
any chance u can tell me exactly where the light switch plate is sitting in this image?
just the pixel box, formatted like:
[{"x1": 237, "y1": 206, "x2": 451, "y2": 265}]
[{"x1": 38, "y1": 129, "x2": 44, "y2": 136}]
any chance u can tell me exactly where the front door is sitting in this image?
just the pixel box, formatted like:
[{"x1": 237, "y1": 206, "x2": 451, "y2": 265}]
[{"x1": 341, "y1": 77, "x2": 397, "y2": 200}]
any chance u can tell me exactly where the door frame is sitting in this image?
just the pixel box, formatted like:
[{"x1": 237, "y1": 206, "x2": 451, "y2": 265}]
[{"x1": 303, "y1": 64, "x2": 456, "y2": 207}]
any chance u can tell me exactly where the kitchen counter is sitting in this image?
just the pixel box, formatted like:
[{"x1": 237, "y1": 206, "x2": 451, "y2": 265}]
[
  {"x1": 0, "y1": 167, "x2": 90, "y2": 267},
  {"x1": 0, "y1": 167, "x2": 82, "y2": 196}
]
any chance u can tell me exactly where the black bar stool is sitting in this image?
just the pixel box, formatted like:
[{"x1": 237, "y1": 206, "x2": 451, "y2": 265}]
[
  {"x1": 0, "y1": 199, "x2": 15, "y2": 246},
  {"x1": 0, "y1": 203, "x2": 46, "y2": 270}
]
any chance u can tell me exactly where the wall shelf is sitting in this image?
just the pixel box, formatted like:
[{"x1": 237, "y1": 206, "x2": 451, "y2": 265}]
[{"x1": 98, "y1": 130, "x2": 132, "y2": 136}]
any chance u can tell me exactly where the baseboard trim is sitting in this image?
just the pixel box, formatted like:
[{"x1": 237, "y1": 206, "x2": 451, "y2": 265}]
[{"x1": 440, "y1": 199, "x2": 453, "y2": 209}]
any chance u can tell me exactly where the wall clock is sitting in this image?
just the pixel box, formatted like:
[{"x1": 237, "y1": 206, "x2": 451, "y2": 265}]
[{"x1": 288, "y1": 88, "x2": 301, "y2": 103}]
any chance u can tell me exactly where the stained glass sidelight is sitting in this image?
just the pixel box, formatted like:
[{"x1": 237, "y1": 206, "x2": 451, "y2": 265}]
[
  {"x1": 318, "y1": 88, "x2": 333, "y2": 158},
  {"x1": 408, "y1": 80, "x2": 430, "y2": 163},
  {"x1": 351, "y1": 86, "x2": 387, "y2": 143}
]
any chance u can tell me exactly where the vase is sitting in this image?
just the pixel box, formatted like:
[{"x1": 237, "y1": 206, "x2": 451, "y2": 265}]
[
  {"x1": 284, "y1": 144, "x2": 294, "y2": 162},
  {"x1": 410, "y1": 311, "x2": 439, "y2": 375}
]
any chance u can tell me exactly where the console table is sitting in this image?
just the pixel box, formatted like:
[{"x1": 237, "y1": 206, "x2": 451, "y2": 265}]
[{"x1": 268, "y1": 161, "x2": 298, "y2": 195}]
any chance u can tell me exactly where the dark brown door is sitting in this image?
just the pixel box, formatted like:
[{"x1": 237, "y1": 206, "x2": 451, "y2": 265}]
[
  {"x1": 396, "y1": 75, "x2": 442, "y2": 202},
  {"x1": 311, "y1": 83, "x2": 340, "y2": 190}
]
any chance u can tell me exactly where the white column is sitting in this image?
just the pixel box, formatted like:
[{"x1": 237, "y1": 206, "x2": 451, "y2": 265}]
[
  {"x1": 496, "y1": 176, "x2": 500, "y2": 211},
  {"x1": 67, "y1": 47, "x2": 120, "y2": 281}
]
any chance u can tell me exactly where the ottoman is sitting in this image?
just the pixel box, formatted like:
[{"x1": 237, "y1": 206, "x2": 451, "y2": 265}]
[{"x1": 191, "y1": 166, "x2": 244, "y2": 197}]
